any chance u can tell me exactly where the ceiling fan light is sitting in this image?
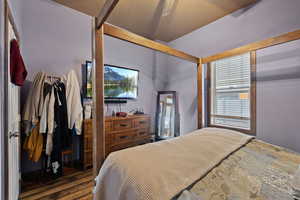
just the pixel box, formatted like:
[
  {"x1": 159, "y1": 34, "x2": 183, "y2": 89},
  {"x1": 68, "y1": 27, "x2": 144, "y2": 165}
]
[{"x1": 162, "y1": 0, "x2": 175, "y2": 17}]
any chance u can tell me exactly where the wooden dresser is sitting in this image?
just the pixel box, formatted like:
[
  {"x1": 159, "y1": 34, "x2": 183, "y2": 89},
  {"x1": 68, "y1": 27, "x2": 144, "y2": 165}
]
[
  {"x1": 82, "y1": 119, "x2": 93, "y2": 169},
  {"x1": 82, "y1": 115, "x2": 153, "y2": 169}
]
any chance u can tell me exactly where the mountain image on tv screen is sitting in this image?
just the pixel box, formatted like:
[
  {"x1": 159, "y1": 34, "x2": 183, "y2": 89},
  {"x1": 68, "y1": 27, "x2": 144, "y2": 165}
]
[{"x1": 104, "y1": 65, "x2": 139, "y2": 99}]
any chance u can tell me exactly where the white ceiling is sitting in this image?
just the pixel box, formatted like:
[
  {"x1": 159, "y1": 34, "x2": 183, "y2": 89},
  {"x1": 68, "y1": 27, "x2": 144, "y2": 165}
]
[{"x1": 54, "y1": 0, "x2": 257, "y2": 42}]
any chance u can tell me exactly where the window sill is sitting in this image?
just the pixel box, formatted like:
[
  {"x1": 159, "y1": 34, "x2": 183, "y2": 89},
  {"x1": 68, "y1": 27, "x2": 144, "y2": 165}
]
[{"x1": 208, "y1": 124, "x2": 256, "y2": 136}]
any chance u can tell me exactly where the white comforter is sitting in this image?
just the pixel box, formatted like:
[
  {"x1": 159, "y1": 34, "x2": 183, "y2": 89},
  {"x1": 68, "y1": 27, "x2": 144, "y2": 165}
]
[{"x1": 94, "y1": 128, "x2": 253, "y2": 200}]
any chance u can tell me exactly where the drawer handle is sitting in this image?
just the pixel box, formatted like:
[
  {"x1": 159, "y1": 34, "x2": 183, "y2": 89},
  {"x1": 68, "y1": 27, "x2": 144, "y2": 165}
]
[
  {"x1": 120, "y1": 124, "x2": 128, "y2": 127},
  {"x1": 139, "y1": 132, "x2": 146, "y2": 135},
  {"x1": 139, "y1": 121, "x2": 146, "y2": 124},
  {"x1": 119, "y1": 135, "x2": 128, "y2": 139}
]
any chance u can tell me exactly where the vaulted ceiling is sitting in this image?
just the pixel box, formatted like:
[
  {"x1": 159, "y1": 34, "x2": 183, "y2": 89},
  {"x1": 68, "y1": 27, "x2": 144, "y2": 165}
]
[{"x1": 54, "y1": 0, "x2": 257, "y2": 42}]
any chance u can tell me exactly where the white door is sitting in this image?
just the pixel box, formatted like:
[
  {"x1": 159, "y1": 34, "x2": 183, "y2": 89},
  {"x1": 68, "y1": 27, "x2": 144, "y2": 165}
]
[{"x1": 7, "y1": 21, "x2": 21, "y2": 200}]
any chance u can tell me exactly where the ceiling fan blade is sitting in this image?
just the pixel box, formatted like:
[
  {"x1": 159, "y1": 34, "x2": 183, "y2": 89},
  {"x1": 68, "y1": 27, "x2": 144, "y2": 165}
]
[
  {"x1": 148, "y1": 0, "x2": 165, "y2": 39},
  {"x1": 149, "y1": 0, "x2": 178, "y2": 40},
  {"x1": 231, "y1": 0, "x2": 262, "y2": 17}
]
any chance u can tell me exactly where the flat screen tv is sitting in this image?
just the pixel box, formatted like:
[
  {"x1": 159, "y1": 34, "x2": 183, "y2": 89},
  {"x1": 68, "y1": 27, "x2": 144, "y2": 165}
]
[
  {"x1": 83, "y1": 62, "x2": 139, "y2": 99},
  {"x1": 104, "y1": 64, "x2": 139, "y2": 99}
]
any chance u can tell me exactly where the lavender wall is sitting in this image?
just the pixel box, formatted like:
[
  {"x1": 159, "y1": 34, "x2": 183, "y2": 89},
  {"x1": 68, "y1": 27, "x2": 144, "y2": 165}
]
[
  {"x1": 164, "y1": 57, "x2": 198, "y2": 134},
  {"x1": 18, "y1": 0, "x2": 167, "y2": 172},
  {"x1": 18, "y1": 0, "x2": 92, "y2": 173},
  {"x1": 7, "y1": 0, "x2": 22, "y2": 36},
  {"x1": 256, "y1": 40, "x2": 300, "y2": 152},
  {"x1": 168, "y1": 0, "x2": 300, "y2": 57},
  {"x1": 165, "y1": 0, "x2": 300, "y2": 152},
  {"x1": 20, "y1": 0, "x2": 166, "y2": 123},
  {"x1": 104, "y1": 36, "x2": 167, "y2": 131},
  {"x1": 21, "y1": 0, "x2": 92, "y2": 82}
]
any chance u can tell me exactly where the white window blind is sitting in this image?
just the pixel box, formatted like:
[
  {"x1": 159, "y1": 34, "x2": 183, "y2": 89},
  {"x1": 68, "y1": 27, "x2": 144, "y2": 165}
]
[{"x1": 210, "y1": 53, "x2": 251, "y2": 130}]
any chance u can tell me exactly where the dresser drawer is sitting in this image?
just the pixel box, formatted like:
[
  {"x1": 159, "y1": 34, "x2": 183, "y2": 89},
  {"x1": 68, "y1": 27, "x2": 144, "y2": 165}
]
[
  {"x1": 133, "y1": 117, "x2": 150, "y2": 129},
  {"x1": 110, "y1": 142, "x2": 136, "y2": 152},
  {"x1": 113, "y1": 130, "x2": 137, "y2": 144},
  {"x1": 105, "y1": 121, "x2": 112, "y2": 132},
  {"x1": 136, "y1": 128, "x2": 149, "y2": 138},
  {"x1": 85, "y1": 120, "x2": 111, "y2": 133},
  {"x1": 113, "y1": 119, "x2": 133, "y2": 130}
]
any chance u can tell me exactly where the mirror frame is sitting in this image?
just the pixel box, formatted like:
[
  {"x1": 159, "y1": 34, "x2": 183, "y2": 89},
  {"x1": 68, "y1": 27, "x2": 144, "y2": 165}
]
[{"x1": 155, "y1": 91, "x2": 180, "y2": 140}]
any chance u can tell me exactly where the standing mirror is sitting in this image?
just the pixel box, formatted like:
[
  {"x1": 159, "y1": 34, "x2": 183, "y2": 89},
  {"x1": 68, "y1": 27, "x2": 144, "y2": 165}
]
[{"x1": 155, "y1": 91, "x2": 180, "y2": 140}]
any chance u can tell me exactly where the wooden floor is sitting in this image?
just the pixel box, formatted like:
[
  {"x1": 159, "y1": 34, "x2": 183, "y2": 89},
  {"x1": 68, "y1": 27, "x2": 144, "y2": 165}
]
[{"x1": 20, "y1": 169, "x2": 94, "y2": 200}]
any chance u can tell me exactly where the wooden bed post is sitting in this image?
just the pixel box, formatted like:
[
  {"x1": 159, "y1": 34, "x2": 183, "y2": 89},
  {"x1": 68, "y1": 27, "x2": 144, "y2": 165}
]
[
  {"x1": 92, "y1": 0, "x2": 121, "y2": 180},
  {"x1": 197, "y1": 58, "x2": 203, "y2": 129},
  {"x1": 93, "y1": 25, "x2": 105, "y2": 177}
]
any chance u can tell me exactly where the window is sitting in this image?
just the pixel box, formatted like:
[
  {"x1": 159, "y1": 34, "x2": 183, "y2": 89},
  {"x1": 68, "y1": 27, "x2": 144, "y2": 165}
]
[{"x1": 208, "y1": 52, "x2": 256, "y2": 134}]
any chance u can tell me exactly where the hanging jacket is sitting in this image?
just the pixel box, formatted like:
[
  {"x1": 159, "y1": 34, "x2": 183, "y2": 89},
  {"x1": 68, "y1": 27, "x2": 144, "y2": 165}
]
[
  {"x1": 23, "y1": 123, "x2": 43, "y2": 162},
  {"x1": 39, "y1": 82, "x2": 52, "y2": 134},
  {"x1": 63, "y1": 70, "x2": 83, "y2": 135},
  {"x1": 45, "y1": 86, "x2": 56, "y2": 156},
  {"x1": 48, "y1": 81, "x2": 70, "y2": 178},
  {"x1": 23, "y1": 72, "x2": 46, "y2": 134}
]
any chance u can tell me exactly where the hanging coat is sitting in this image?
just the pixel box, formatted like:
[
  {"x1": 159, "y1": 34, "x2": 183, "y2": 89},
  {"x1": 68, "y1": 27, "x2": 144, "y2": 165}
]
[
  {"x1": 23, "y1": 123, "x2": 43, "y2": 162},
  {"x1": 48, "y1": 81, "x2": 70, "y2": 178},
  {"x1": 23, "y1": 72, "x2": 46, "y2": 134},
  {"x1": 39, "y1": 82, "x2": 52, "y2": 134},
  {"x1": 63, "y1": 70, "x2": 83, "y2": 135}
]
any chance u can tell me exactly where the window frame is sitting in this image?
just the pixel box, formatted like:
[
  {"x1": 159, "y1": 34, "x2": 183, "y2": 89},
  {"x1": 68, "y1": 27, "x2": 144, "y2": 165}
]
[{"x1": 207, "y1": 51, "x2": 256, "y2": 135}]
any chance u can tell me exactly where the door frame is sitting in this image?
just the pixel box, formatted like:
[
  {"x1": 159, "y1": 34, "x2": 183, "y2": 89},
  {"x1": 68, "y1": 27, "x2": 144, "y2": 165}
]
[
  {"x1": 0, "y1": 0, "x2": 6, "y2": 199},
  {"x1": 2, "y1": 0, "x2": 21, "y2": 199}
]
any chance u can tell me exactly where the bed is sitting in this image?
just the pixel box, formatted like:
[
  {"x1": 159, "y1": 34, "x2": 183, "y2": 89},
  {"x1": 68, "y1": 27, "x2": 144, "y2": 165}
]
[{"x1": 94, "y1": 128, "x2": 300, "y2": 200}]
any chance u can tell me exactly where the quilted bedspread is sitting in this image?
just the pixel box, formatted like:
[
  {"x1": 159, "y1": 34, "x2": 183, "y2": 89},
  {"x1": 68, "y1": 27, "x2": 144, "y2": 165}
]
[
  {"x1": 185, "y1": 140, "x2": 300, "y2": 200},
  {"x1": 94, "y1": 128, "x2": 253, "y2": 200}
]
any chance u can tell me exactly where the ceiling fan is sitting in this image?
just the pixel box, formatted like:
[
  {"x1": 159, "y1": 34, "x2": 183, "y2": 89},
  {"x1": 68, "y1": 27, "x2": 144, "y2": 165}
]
[
  {"x1": 231, "y1": 0, "x2": 263, "y2": 17},
  {"x1": 162, "y1": 0, "x2": 176, "y2": 16},
  {"x1": 149, "y1": 0, "x2": 178, "y2": 40}
]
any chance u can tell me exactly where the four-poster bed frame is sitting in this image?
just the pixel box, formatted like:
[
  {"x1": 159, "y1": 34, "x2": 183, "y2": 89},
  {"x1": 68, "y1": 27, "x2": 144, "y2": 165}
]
[
  {"x1": 92, "y1": 22, "x2": 203, "y2": 176},
  {"x1": 92, "y1": 1, "x2": 204, "y2": 177},
  {"x1": 92, "y1": 3, "x2": 300, "y2": 181}
]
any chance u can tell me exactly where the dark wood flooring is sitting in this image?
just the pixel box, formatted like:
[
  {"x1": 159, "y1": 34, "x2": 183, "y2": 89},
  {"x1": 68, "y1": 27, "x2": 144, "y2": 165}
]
[{"x1": 20, "y1": 169, "x2": 93, "y2": 200}]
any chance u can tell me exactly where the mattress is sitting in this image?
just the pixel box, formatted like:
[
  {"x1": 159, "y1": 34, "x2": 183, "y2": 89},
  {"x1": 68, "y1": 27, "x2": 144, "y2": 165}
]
[{"x1": 179, "y1": 139, "x2": 300, "y2": 200}]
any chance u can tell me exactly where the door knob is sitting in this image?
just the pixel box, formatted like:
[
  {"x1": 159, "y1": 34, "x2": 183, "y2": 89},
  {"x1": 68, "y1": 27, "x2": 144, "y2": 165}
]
[{"x1": 9, "y1": 131, "x2": 20, "y2": 139}]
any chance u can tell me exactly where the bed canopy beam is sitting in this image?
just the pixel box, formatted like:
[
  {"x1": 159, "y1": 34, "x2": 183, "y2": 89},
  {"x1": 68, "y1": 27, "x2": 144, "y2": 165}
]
[
  {"x1": 96, "y1": 0, "x2": 120, "y2": 29},
  {"x1": 103, "y1": 23, "x2": 199, "y2": 63},
  {"x1": 202, "y1": 29, "x2": 300, "y2": 64}
]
